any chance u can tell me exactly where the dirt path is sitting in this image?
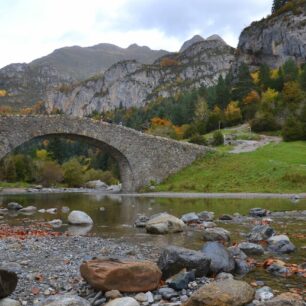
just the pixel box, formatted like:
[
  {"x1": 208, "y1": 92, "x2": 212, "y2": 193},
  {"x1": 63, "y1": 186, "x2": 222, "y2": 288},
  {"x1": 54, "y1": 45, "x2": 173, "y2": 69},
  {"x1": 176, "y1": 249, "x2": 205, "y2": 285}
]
[{"x1": 229, "y1": 135, "x2": 282, "y2": 154}]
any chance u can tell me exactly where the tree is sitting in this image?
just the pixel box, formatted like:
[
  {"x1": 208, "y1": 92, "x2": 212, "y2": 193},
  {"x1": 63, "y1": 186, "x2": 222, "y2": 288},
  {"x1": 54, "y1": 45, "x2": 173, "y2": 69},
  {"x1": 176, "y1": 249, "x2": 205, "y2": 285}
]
[
  {"x1": 259, "y1": 64, "x2": 272, "y2": 89},
  {"x1": 62, "y1": 158, "x2": 85, "y2": 187},
  {"x1": 299, "y1": 64, "x2": 306, "y2": 91},
  {"x1": 282, "y1": 58, "x2": 299, "y2": 82},
  {"x1": 232, "y1": 64, "x2": 255, "y2": 101},
  {"x1": 38, "y1": 161, "x2": 63, "y2": 186},
  {"x1": 272, "y1": 0, "x2": 289, "y2": 13},
  {"x1": 282, "y1": 117, "x2": 303, "y2": 141},
  {"x1": 282, "y1": 81, "x2": 304, "y2": 105},
  {"x1": 224, "y1": 101, "x2": 242, "y2": 126},
  {"x1": 215, "y1": 75, "x2": 231, "y2": 109}
]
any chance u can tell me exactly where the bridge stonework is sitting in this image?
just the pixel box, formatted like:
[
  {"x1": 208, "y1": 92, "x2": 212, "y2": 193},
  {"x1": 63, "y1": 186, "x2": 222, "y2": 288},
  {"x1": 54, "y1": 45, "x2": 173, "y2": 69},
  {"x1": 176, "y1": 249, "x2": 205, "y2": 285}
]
[{"x1": 0, "y1": 116, "x2": 209, "y2": 192}]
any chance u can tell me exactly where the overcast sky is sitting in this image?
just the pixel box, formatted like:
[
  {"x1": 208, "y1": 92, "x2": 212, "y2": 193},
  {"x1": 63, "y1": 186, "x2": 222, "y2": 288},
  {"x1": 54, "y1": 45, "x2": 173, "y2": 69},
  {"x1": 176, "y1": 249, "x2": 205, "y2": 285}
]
[{"x1": 0, "y1": 0, "x2": 271, "y2": 68}]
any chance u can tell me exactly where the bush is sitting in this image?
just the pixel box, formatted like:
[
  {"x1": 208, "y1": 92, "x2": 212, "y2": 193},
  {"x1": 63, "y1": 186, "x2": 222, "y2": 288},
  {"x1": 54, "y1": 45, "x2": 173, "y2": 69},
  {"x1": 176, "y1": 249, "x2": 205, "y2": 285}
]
[
  {"x1": 37, "y1": 160, "x2": 63, "y2": 186},
  {"x1": 282, "y1": 118, "x2": 304, "y2": 141},
  {"x1": 212, "y1": 131, "x2": 224, "y2": 146},
  {"x1": 189, "y1": 134, "x2": 208, "y2": 146},
  {"x1": 83, "y1": 168, "x2": 117, "y2": 185},
  {"x1": 251, "y1": 114, "x2": 280, "y2": 132},
  {"x1": 62, "y1": 158, "x2": 85, "y2": 187}
]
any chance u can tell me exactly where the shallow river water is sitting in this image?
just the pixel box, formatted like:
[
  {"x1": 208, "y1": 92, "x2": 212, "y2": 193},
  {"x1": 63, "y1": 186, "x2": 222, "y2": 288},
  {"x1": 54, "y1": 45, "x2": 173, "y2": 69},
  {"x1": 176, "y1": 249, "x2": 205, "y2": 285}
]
[{"x1": 0, "y1": 192, "x2": 305, "y2": 292}]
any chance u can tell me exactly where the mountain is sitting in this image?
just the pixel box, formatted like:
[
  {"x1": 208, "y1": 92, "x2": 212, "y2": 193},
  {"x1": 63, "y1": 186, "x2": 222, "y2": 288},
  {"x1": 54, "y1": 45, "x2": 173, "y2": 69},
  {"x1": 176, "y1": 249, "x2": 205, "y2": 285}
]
[
  {"x1": 237, "y1": 1, "x2": 306, "y2": 69},
  {"x1": 0, "y1": 43, "x2": 168, "y2": 109},
  {"x1": 179, "y1": 35, "x2": 205, "y2": 52},
  {"x1": 46, "y1": 38, "x2": 235, "y2": 116},
  {"x1": 31, "y1": 43, "x2": 169, "y2": 80}
]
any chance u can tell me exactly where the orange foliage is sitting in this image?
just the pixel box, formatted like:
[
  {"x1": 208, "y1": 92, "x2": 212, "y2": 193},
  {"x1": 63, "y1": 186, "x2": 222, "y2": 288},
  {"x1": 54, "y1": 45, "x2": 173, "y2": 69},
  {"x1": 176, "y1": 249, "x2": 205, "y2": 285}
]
[
  {"x1": 160, "y1": 57, "x2": 179, "y2": 67},
  {"x1": 243, "y1": 90, "x2": 260, "y2": 105},
  {"x1": 151, "y1": 117, "x2": 172, "y2": 127}
]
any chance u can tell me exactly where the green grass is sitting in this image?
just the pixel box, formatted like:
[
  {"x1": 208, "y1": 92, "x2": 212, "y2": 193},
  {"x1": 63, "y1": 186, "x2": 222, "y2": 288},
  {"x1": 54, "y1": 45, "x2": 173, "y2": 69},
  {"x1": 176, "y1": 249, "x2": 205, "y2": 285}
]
[
  {"x1": 157, "y1": 141, "x2": 306, "y2": 193},
  {"x1": 0, "y1": 181, "x2": 30, "y2": 188}
]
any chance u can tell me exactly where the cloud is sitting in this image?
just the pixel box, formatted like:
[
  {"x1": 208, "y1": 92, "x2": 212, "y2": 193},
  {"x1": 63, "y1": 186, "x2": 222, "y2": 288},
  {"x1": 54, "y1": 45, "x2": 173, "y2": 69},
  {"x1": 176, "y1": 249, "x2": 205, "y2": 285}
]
[{"x1": 0, "y1": 0, "x2": 271, "y2": 68}]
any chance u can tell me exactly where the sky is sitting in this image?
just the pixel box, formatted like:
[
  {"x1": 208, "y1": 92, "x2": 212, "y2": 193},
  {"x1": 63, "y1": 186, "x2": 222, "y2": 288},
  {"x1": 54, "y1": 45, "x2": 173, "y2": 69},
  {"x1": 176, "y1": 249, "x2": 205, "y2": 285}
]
[{"x1": 0, "y1": 0, "x2": 271, "y2": 68}]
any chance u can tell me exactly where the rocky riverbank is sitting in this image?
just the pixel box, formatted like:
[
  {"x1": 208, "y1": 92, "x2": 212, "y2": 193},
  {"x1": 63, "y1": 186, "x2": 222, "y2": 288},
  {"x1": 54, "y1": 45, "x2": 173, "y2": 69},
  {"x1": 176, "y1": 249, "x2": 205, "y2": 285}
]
[{"x1": 0, "y1": 203, "x2": 305, "y2": 305}]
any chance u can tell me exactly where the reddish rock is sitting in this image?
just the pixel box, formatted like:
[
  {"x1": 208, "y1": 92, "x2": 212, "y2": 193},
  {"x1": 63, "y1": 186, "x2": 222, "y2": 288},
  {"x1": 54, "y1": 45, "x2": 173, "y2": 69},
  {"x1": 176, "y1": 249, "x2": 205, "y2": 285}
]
[{"x1": 80, "y1": 258, "x2": 162, "y2": 292}]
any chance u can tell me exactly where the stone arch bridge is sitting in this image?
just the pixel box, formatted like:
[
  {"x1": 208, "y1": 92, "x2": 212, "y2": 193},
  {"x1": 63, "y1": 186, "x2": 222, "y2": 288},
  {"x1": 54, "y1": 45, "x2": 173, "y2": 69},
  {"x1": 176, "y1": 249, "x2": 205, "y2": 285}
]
[{"x1": 0, "y1": 115, "x2": 209, "y2": 192}]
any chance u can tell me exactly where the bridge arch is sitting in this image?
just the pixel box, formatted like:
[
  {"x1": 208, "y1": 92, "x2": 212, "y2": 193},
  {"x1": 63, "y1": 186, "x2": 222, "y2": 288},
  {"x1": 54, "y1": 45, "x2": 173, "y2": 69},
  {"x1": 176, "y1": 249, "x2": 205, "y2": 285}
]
[{"x1": 0, "y1": 115, "x2": 208, "y2": 192}]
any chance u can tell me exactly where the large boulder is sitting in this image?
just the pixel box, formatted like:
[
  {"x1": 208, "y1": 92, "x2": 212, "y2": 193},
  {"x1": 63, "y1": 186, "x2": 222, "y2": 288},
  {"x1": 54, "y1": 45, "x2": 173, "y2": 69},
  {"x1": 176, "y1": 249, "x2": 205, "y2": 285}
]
[
  {"x1": 183, "y1": 279, "x2": 255, "y2": 306},
  {"x1": 238, "y1": 242, "x2": 264, "y2": 256},
  {"x1": 157, "y1": 246, "x2": 210, "y2": 279},
  {"x1": 68, "y1": 211, "x2": 93, "y2": 225},
  {"x1": 267, "y1": 235, "x2": 295, "y2": 254},
  {"x1": 80, "y1": 258, "x2": 161, "y2": 292},
  {"x1": 0, "y1": 269, "x2": 18, "y2": 298},
  {"x1": 247, "y1": 225, "x2": 274, "y2": 242},
  {"x1": 37, "y1": 295, "x2": 90, "y2": 306},
  {"x1": 201, "y1": 242, "x2": 235, "y2": 274},
  {"x1": 146, "y1": 213, "x2": 185, "y2": 234},
  {"x1": 105, "y1": 297, "x2": 139, "y2": 306},
  {"x1": 202, "y1": 227, "x2": 230, "y2": 242}
]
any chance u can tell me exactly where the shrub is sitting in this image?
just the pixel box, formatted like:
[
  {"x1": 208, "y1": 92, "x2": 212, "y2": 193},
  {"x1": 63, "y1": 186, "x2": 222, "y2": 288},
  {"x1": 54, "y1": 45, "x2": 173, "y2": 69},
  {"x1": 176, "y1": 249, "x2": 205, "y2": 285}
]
[
  {"x1": 251, "y1": 114, "x2": 280, "y2": 132},
  {"x1": 62, "y1": 158, "x2": 85, "y2": 187},
  {"x1": 189, "y1": 134, "x2": 208, "y2": 146},
  {"x1": 83, "y1": 168, "x2": 117, "y2": 185},
  {"x1": 212, "y1": 131, "x2": 224, "y2": 146},
  {"x1": 38, "y1": 160, "x2": 64, "y2": 186},
  {"x1": 282, "y1": 117, "x2": 304, "y2": 141}
]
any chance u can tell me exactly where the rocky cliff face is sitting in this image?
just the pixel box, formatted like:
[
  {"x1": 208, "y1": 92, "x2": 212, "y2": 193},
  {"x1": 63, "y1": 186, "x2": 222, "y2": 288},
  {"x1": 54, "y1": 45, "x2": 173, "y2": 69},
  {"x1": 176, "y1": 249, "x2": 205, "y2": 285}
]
[
  {"x1": 46, "y1": 39, "x2": 235, "y2": 116},
  {"x1": 237, "y1": 4, "x2": 306, "y2": 68},
  {"x1": 0, "y1": 43, "x2": 168, "y2": 110},
  {"x1": 0, "y1": 63, "x2": 71, "y2": 109}
]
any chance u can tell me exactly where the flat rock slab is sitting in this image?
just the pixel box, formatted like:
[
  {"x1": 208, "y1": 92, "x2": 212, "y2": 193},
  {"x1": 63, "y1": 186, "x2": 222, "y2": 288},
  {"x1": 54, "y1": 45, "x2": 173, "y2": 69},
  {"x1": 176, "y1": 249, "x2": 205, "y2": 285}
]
[
  {"x1": 105, "y1": 297, "x2": 140, "y2": 306},
  {"x1": 80, "y1": 258, "x2": 161, "y2": 292}
]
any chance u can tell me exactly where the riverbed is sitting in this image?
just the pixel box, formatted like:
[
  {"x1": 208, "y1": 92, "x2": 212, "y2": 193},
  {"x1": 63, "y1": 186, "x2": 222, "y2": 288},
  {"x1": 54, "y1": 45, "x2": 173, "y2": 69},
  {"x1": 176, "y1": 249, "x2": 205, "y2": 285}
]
[{"x1": 0, "y1": 192, "x2": 305, "y2": 303}]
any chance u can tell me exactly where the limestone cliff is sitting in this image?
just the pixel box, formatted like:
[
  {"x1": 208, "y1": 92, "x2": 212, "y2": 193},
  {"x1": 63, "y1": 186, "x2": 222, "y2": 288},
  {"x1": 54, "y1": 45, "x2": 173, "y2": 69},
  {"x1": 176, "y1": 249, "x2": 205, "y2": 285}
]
[
  {"x1": 46, "y1": 39, "x2": 235, "y2": 116},
  {"x1": 237, "y1": 3, "x2": 306, "y2": 68}
]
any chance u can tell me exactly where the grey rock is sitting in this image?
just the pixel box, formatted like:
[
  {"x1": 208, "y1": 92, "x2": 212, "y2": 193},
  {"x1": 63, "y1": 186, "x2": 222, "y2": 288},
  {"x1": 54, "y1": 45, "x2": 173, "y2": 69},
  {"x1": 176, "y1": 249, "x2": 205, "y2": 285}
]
[
  {"x1": 146, "y1": 213, "x2": 185, "y2": 234},
  {"x1": 168, "y1": 271, "x2": 195, "y2": 290},
  {"x1": 134, "y1": 293, "x2": 147, "y2": 302},
  {"x1": 238, "y1": 6, "x2": 306, "y2": 68},
  {"x1": 202, "y1": 227, "x2": 230, "y2": 242},
  {"x1": 201, "y1": 221, "x2": 216, "y2": 228},
  {"x1": 201, "y1": 242, "x2": 235, "y2": 274},
  {"x1": 19, "y1": 206, "x2": 37, "y2": 212},
  {"x1": 197, "y1": 211, "x2": 214, "y2": 221},
  {"x1": 68, "y1": 210, "x2": 93, "y2": 225},
  {"x1": 134, "y1": 214, "x2": 149, "y2": 228},
  {"x1": 219, "y1": 214, "x2": 233, "y2": 220},
  {"x1": 0, "y1": 209, "x2": 8, "y2": 215},
  {"x1": 255, "y1": 286, "x2": 274, "y2": 302},
  {"x1": 180, "y1": 35, "x2": 205, "y2": 52},
  {"x1": 247, "y1": 225, "x2": 275, "y2": 242},
  {"x1": 181, "y1": 212, "x2": 199, "y2": 223},
  {"x1": 267, "y1": 235, "x2": 295, "y2": 254},
  {"x1": 106, "y1": 297, "x2": 139, "y2": 306},
  {"x1": 7, "y1": 202, "x2": 23, "y2": 210},
  {"x1": 85, "y1": 180, "x2": 108, "y2": 189},
  {"x1": 157, "y1": 245, "x2": 210, "y2": 279},
  {"x1": 249, "y1": 208, "x2": 268, "y2": 217},
  {"x1": 228, "y1": 246, "x2": 248, "y2": 260},
  {"x1": 238, "y1": 242, "x2": 264, "y2": 256},
  {"x1": 158, "y1": 288, "x2": 179, "y2": 300},
  {"x1": 37, "y1": 295, "x2": 91, "y2": 306},
  {"x1": 234, "y1": 258, "x2": 252, "y2": 275},
  {"x1": 48, "y1": 219, "x2": 63, "y2": 228},
  {"x1": 105, "y1": 290, "x2": 122, "y2": 299},
  {"x1": 0, "y1": 299, "x2": 21, "y2": 306},
  {"x1": 215, "y1": 272, "x2": 234, "y2": 280}
]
